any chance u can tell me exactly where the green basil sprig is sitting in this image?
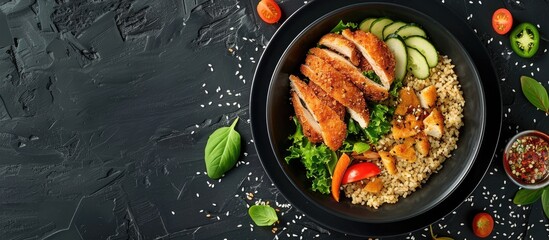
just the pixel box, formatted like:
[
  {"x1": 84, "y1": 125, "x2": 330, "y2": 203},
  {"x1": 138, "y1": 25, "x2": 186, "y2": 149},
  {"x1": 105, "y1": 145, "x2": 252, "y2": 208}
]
[
  {"x1": 520, "y1": 76, "x2": 549, "y2": 113},
  {"x1": 204, "y1": 118, "x2": 241, "y2": 179},
  {"x1": 513, "y1": 187, "x2": 549, "y2": 219},
  {"x1": 248, "y1": 205, "x2": 278, "y2": 226}
]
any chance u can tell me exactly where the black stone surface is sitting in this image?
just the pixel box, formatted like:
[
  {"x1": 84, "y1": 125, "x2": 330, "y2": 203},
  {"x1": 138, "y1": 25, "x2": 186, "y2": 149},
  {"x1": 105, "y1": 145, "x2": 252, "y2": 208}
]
[{"x1": 0, "y1": 0, "x2": 548, "y2": 239}]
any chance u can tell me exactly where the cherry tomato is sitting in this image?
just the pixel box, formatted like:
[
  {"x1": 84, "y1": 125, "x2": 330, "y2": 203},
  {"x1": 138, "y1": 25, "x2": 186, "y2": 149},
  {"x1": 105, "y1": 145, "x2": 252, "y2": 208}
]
[
  {"x1": 472, "y1": 212, "x2": 494, "y2": 238},
  {"x1": 492, "y1": 8, "x2": 513, "y2": 35},
  {"x1": 257, "y1": 0, "x2": 282, "y2": 24},
  {"x1": 341, "y1": 162, "x2": 381, "y2": 185}
]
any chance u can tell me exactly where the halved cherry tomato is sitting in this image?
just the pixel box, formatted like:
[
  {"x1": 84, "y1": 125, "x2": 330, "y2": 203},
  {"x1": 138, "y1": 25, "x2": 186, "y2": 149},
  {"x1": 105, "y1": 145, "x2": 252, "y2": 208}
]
[
  {"x1": 257, "y1": 0, "x2": 282, "y2": 24},
  {"x1": 341, "y1": 162, "x2": 381, "y2": 185},
  {"x1": 492, "y1": 8, "x2": 513, "y2": 35},
  {"x1": 472, "y1": 212, "x2": 494, "y2": 238},
  {"x1": 331, "y1": 153, "x2": 351, "y2": 202}
]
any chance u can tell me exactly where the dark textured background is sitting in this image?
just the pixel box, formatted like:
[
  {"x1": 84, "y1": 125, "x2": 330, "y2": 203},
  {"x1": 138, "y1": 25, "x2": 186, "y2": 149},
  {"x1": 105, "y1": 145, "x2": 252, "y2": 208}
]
[{"x1": 0, "y1": 0, "x2": 548, "y2": 239}]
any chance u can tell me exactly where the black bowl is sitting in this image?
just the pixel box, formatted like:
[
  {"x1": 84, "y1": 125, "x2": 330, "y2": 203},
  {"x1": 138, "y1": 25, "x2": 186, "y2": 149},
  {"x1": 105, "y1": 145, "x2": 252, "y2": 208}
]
[{"x1": 250, "y1": 0, "x2": 502, "y2": 236}]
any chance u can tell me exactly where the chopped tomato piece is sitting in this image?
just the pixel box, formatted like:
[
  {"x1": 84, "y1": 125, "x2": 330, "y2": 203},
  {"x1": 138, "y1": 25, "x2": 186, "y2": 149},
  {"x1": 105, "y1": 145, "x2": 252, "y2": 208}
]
[
  {"x1": 257, "y1": 0, "x2": 282, "y2": 24},
  {"x1": 341, "y1": 162, "x2": 381, "y2": 185},
  {"x1": 492, "y1": 8, "x2": 513, "y2": 35}
]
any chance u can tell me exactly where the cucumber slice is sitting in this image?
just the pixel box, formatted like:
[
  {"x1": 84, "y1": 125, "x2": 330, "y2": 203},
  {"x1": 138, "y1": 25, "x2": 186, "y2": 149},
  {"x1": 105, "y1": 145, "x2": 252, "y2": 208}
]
[
  {"x1": 359, "y1": 18, "x2": 377, "y2": 32},
  {"x1": 382, "y1": 21, "x2": 407, "y2": 40},
  {"x1": 404, "y1": 36, "x2": 439, "y2": 68},
  {"x1": 370, "y1": 18, "x2": 393, "y2": 39},
  {"x1": 407, "y1": 47, "x2": 430, "y2": 79},
  {"x1": 396, "y1": 24, "x2": 427, "y2": 38},
  {"x1": 385, "y1": 34, "x2": 408, "y2": 81}
]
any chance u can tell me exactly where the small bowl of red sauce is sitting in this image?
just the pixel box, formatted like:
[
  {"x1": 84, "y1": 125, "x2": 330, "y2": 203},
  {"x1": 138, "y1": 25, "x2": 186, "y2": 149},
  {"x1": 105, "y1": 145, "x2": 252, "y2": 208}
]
[{"x1": 503, "y1": 130, "x2": 549, "y2": 189}]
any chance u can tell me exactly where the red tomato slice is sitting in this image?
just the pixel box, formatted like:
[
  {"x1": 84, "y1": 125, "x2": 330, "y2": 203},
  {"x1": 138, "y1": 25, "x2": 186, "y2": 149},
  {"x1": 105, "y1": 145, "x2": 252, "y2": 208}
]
[
  {"x1": 472, "y1": 212, "x2": 494, "y2": 238},
  {"x1": 341, "y1": 162, "x2": 381, "y2": 185},
  {"x1": 257, "y1": 0, "x2": 282, "y2": 24},
  {"x1": 492, "y1": 8, "x2": 513, "y2": 35}
]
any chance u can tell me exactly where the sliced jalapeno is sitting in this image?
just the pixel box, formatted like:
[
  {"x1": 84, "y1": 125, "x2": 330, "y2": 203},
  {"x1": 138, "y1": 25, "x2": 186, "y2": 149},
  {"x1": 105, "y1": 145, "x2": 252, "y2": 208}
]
[{"x1": 510, "y1": 22, "x2": 540, "y2": 58}]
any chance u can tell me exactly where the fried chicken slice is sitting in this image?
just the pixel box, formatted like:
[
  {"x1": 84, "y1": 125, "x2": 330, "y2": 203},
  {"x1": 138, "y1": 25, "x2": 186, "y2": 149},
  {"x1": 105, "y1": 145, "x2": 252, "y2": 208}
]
[
  {"x1": 358, "y1": 55, "x2": 374, "y2": 72},
  {"x1": 415, "y1": 132, "x2": 430, "y2": 157},
  {"x1": 390, "y1": 137, "x2": 417, "y2": 162},
  {"x1": 309, "y1": 48, "x2": 389, "y2": 101},
  {"x1": 318, "y1": 33, "x2": 361, "y2": 66},
  {"x1": 395, "y1": 87, "x2": 421, "y2": 116},
  {"x1": 308, "y1": 81, "x2": 345, "y2": 120},
  {"x1": 379, "y1": 151, "x2": 398, "y2": 175},
  {"x1": 291, "y1": 91, "x2": 323, "y2": 143},
  {"x1": 300, "y1": 54, "x2": 370, "y2": 128},
  {"x1": 391, "y1": 113, "x2": 423, "y2": 139},
  {"x1": 289, "y1": 75, "x2": 346, "y2": 150},
  {"x1": 341, "y1": 29, "x2": 395, "y2": 89}
]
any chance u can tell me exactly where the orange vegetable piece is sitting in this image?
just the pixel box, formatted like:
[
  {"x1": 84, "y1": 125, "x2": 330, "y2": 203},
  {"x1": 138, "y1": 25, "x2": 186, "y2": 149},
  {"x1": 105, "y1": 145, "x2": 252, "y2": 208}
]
[
  {"x1": 331, "y1": 153, "x2": 351, "y2": 202},
  {"x1": 364, "y1": 178, "x2": 383, "y2": 193}
]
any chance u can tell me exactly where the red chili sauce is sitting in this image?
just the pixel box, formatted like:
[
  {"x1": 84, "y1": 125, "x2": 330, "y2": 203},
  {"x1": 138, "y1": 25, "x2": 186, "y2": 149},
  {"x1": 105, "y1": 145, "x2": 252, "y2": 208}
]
[{"x1": 505, "y1": 135, "x2": 549, "y2": 184}]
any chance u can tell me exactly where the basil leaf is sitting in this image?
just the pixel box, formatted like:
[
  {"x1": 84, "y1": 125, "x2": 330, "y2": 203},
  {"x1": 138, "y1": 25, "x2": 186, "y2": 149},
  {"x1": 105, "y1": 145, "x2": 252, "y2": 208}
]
[
  {"x1": 520, "y1": 76, "x2": 549, "y2": 112},
  {"x1": 513, "y1": 188, "x2": 543, "y2": 205},
  {"x1": 542, "y1": 189, "x2": 549, "y2": 219},
  {"x1": 204, "y1": 118, "x2": 241, "y2": 179},
  {"x1": 352, "y1": 142, "x2": 370, "y2": 154},
  {"x1": 248, "y1": 205, "x2": 278, "y2": 226}
]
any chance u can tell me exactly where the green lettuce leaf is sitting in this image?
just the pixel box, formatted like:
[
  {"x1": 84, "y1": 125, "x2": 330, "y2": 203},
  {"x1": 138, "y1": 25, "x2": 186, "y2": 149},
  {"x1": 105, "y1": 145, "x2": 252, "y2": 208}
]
[
  {"x1": 389, "y1": 78, "x2": 404, "y2": 97},
  {"x1": 364, "y1": 103, "x2": 394, "y2": 143},
  {"x1": 286, "y1": 117, "x2": 332, "y2": 194},
  {"x1": 331, "y1": 20, "x2": 358, "y2": 33},
  {"x1": 363, "y1": 70, "x2": 382, "y2": 85}
]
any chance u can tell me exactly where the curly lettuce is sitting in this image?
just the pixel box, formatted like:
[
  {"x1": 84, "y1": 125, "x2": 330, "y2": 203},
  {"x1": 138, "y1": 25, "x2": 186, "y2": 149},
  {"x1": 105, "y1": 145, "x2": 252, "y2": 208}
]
[
  {"x1": 285, "y1": 117, "x2": 335, "y2": 194},
  {"x1": 330, "y1": 20, "x2": 358, "y2": 34},
  {"x1": 363, "y1": 103, "x2": 394, "y2": 143}
]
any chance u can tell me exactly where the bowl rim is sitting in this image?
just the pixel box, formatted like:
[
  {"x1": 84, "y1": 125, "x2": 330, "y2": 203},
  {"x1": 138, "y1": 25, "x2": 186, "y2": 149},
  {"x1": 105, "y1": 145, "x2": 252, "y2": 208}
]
[
  {"x1": 503, "y1": 130, "x2": 549, "y2": 189},
  {"x1": 249, "y1": 0, "x2": 502, "y2": 236}
]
